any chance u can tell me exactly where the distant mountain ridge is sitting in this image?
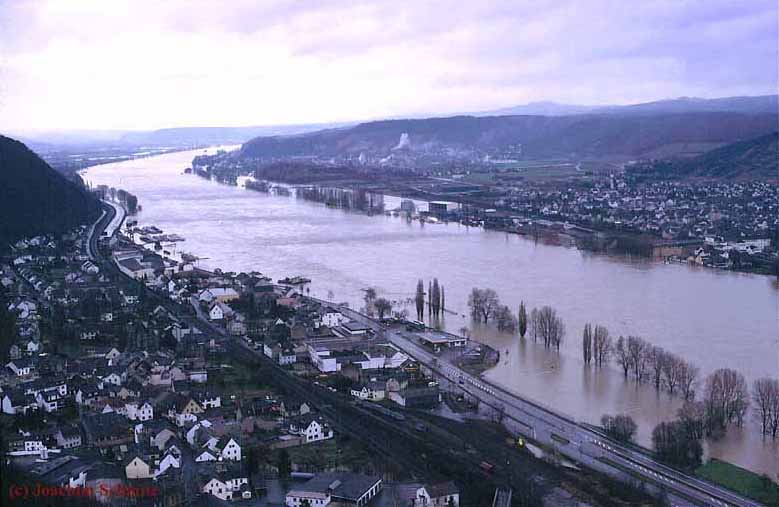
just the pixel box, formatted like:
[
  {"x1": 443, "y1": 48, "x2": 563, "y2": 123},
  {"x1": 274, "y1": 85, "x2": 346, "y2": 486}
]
[
  {"x1": 241, "y1": 111, "x2": 778, "y2": 161},
  {"x1": 0, "y1": 135, "x2": 100, "y2": 247},
  {"x1": 481, "y1": 94, "x2": 778, "y2": 117}
]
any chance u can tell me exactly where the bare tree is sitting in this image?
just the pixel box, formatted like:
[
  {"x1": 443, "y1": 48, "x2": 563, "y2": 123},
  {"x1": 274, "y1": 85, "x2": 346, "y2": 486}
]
[
  {"x1": 582, "y1": 323, "x2": 593, "y2": 365},
  {"x1": 536, "y1": 306, "x2": 564, "y2": 350},
  {"x1": 678, "y1": 360, "x2": 699, "y2": 401},
  {"x1": 646, "y1": 346, "x2": 667, "y2": 391},
  {"x1": 601, "y1": 414, "x2": 638, "y2": 443},
  {"x1": 614, "y1": 336, "x2": 631, "y2": 378},
  {"x1": 440, "y1": 285, "x2": 445, "y2": 313},
  {"x1": 529, "y1": 307, "x2": 539, "y2": 343},
  {"x1": 374, "y1": 298, "x2": 392, "y2": 320},
  {"x1": 592, "y1": 325, "x2": 611, "y2": 367},
  {"x1": 467, "y1": 288, "x2": 500, "y2": 323},
  {"x1": 752, "y1": 377, "x2": 779, "y2": 437},
  {"x1": 494, "y1": 305, "x2": 517, "y2": 332},
  {"x1": 363, "y1": 287, "x2": 377, "y2": 315},
  {"x1": 627, "y1": 336, "x2": 648, "y2": 383},
  {"x1": 661, "y1": 353, "x2": 682, "y2": 395},
  {"x1": 431, "y1": 279, "x2": 441, "y2": 318},
  {"x1": 518, "y1": 301, "x2": 528, "y2": 339},
  {"x1": 678, "y1": 400, "x2": 706, "y2": 440},
  {"x1": 704, "y1": 368, "x2": 750, "y2": 432},
  {"x1": 427, "y1": 281, "x2": 433, "y2": 317}
]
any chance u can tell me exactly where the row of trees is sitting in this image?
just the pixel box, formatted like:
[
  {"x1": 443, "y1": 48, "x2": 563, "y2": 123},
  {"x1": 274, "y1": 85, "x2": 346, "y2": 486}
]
[
  {"x1": 752, "y1": 377, "x2": 779, "y2": 438},
  {"x1": 414, "y1": 279, "x2": 446, "y2": 320},
  {"x1": 581, "y1": 323, "x2": 612, "y2": 367},
  {"x1": 607, "y1": 335, "x2": 699, "y2": 401}
]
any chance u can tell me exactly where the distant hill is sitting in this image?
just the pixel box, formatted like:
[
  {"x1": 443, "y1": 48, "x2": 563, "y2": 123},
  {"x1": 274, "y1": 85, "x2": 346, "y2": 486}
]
[
  {"x1": 0, "y1": 135, "x2": 100, "y2": 247},
  {"x1": 241, "y1": 112, "x2": 779, "y2": 161},
  {"x1": 480, "y1": 95, "x2": 778, "y2": 117},
  {"x1": 639, "y1": 132, "x2": 779, "y2": 179},
  {"x1": 118, "y1": 123, "x2": 353, "y2": 148}
]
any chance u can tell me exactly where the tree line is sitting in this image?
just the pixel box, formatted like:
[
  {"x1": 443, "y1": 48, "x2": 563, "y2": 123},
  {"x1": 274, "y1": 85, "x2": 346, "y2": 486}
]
[{"x1": 415, "y1": 278, "x2": 446, "y2": 320}]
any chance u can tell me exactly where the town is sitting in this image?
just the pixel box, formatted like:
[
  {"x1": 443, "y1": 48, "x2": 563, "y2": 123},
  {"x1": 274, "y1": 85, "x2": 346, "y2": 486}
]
[{"x1": 1, "y1": 198, "x2": 603, "y2": 507}]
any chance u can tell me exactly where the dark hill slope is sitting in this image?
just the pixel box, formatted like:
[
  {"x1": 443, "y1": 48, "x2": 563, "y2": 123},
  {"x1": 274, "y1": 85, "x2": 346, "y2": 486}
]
[
  {"x1": 0, "y1": 135, "x2": 100, "y2": 247},
  {"x1": 642, "y1": 132, "x2": 778, "y2": 179},
  {"x1": 241, "y1": 112, "x2": 778, "y2": 160}
]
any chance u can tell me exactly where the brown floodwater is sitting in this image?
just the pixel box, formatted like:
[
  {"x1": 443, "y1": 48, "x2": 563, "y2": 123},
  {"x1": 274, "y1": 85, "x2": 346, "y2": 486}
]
[{"x1": 83, "y1": 148, "x2": 779, "y2": 477}]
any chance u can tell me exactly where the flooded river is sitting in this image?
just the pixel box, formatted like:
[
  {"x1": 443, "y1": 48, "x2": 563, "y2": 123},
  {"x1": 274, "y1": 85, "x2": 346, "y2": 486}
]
[{"x1": 82, "y1": 148, "x2": 779, "y2": 477}]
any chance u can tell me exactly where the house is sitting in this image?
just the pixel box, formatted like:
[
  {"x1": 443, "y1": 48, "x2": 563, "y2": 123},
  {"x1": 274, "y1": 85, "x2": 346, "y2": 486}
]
[
  {"x1": 389, "y1": 386, "x2": 440, "y2": 409},
  {"x1": 415, "y1": 483, "x2": 460, "y2": 507},
  {"x1": 292, "y1": 416, "x2": 334, "y2": 444},
  {"x1": 156, "y1": 448, "x2": 181, "y2": 477},
  {"x1": 286, "y1": 472, "x2": 382, "y2": 507},
  {"x1": 264, "y1": 342, "x2": 297, "y2": 365},
  {"x1": 81, "y1": 412, "x2": 133, "y2": 447},
  {"x1": 127, "y1": 401, "x2": 154, "y2": 421},
  {"x1": 195, "y1": 390, "x2": 222, "y2": 410},
  {"x1": 198, "y1": 287, "x2": 239, "y2": 304},
  {"x1": 195, "y1": 449, "x2": 218, "y2": 462},
  {"x1": 125, "y1": 455, "x2": 153, "y2": 479},
  {"x1": 8, "y1": 433, "x2": 46, "y2": 453},
  {"x1": 2, "y1": 390, "x2": 36, "y2": 415},
  {"x1": 36, "y1": 389, "x2": 65, "y2": 413},
  {"x1": 6, "y1": 357, "x2": 35, "y2": 377},
  {"x1": 215, "y1": 436, "x2": 242, "y2": 461},
  {"x1": 209, "y1": 301, "x2": 233, "y2": 321},
  {"x1": 350, "y1": 381, "x2": 386, "y2": 402},
  {"x1": 55, "y1": 425, "x2": 83, "y2": 449},
  {"x1": 202, "y1": 473, "x2": 250, "y2": 501}
]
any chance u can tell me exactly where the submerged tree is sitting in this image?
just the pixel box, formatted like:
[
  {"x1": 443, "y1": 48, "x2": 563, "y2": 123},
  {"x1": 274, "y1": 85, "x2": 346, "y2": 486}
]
[
  {"x1": 415, "y1": 280, "x2": 425, "y2": 321},
  {"x1": 467, "y1": 288, "x2": 500, "y2": 323},
  {"x1": 431, "y1": 278, "x2": 441, "y2": 318},
  {"x1": 374, "y1": 298, "x2": 392, "y2": 320},
  {"x1": 582, "y1": 323, "x2": 593, "y2": 365},
  {"x1": 518, "y1": 301, "x2": 528, "y2": 339}
]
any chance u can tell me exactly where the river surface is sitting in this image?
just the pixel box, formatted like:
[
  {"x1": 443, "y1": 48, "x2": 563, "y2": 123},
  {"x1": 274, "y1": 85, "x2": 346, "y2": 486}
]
[{"x1": 82, "y1": 148, "x2": 779, "y2": 477}]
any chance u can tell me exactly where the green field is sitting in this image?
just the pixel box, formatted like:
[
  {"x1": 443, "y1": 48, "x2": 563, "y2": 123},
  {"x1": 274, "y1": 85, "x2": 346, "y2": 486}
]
[{"x1": 696, "y1": 459, "x2": 779, "y2": 507}]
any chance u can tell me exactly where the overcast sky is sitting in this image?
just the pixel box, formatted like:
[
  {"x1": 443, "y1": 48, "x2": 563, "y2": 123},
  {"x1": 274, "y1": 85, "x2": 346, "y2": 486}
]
[{"x1": 1, "y1": 0, "x2": 777, "y2": 131}]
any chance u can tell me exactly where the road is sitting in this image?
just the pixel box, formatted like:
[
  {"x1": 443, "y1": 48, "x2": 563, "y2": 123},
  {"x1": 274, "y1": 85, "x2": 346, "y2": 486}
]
[{"x1": 334, "y1": 306, "x2": 764, "y2": 507}]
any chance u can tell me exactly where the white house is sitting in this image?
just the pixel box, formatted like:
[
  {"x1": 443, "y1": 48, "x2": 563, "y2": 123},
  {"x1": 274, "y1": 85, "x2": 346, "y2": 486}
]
[
  {"x1": 209, "y1": 301, "x2": 233, "y2": 321},
  {"x1": 293, "y1": 418, "x2": 334, "y2": 444},
  {"x1": 202, "y1": 475, "x2": 250, "y2": 501},
  {"x1": 126, "y1": 401, "x2": 154, "y2": 421},
  {"x1": 195, "y1": 449, "x2": 218, "y2": 462},
  {"x1": 125, "y1": 456, "x2": 153, "y2": 480},
  {"x1": 6, "y1": 358, "x2": 34, "y2": 377},
  {"x1": 216, "y1": 436, "x2": 242, "y2": 461}
]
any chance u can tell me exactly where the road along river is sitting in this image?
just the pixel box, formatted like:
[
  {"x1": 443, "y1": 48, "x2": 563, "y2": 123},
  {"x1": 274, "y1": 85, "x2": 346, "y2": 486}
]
[{"x1": 82, "y1": 148, "x2": 779, "y2": 477}]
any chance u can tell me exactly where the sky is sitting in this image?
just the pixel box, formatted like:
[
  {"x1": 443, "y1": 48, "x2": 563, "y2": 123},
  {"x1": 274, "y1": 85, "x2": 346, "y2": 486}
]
[{"x1": 0, "y1": 0, "x2": 777, "y2": 131}]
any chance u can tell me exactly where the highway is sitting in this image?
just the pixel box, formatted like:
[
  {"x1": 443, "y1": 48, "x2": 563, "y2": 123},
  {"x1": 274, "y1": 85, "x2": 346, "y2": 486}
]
[{"x1": 334, "y1": 307, "x2": 764, "y2": 507}]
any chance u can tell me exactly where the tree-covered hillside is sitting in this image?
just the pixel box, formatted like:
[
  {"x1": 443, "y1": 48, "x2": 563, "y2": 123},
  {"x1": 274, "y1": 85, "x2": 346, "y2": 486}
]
[{"x1": 0, "y1": 135, "x2": 100, "y2": 247}]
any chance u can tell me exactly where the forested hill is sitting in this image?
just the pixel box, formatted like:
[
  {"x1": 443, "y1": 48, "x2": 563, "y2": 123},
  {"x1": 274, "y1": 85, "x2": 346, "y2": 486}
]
[
  {"x1": 240, "y1": 112, "x2": 778, "y2": 161},
  {"x1": 0, "y1": 135, "x2": 100, "y2": 248},
  {"x1": 635, "y1": 132, "x2": 779, "y2": 180}
]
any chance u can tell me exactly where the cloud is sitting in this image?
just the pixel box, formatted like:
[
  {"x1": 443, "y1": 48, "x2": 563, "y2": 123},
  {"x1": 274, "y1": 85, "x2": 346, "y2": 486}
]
[{"x1": 0, "y1": 0, "x2": 776, "y2": 130}]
